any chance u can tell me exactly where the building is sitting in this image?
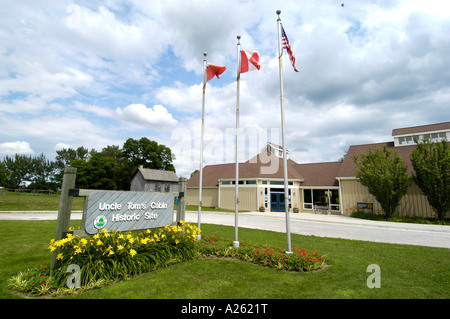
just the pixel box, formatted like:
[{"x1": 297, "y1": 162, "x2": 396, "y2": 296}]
[
  {"x1": 337, "y1": 122, "x2": 449, "y2": 217},
  {"x1": 130, "y1": 166, "x2": 178, "y2": 193},
  {"x1": 186, "y1": 122, "x2": 449, "y2": 217}
]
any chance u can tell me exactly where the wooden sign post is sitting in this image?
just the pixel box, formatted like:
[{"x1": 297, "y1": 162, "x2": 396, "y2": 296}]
[{"x1": 50, "y1": 167, "x2": 77, "y2": 273}]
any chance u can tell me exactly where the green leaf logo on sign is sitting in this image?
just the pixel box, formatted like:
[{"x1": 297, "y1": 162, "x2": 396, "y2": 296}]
[{"x1": 94, "y1": 215, "x2": 107, "y2": 229}]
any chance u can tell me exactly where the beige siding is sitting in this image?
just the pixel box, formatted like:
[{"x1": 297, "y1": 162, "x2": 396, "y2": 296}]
[
  {"x1": 340, "y1": 179, "x2": 434, "y2": 217},
  {"x1": 399, "y1": 183, "x2": 435, "y2": 217},
  {"x1": 186, "y1": 187, "x2": 218, "y2": 208},
  {"x1": 219, "y1": 187, "x2": 258, "y2": 211}
]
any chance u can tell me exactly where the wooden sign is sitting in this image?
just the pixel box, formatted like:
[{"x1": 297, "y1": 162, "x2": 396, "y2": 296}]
[{"x1": 84, "y1": 191, "x2": 174, "y2": 234}]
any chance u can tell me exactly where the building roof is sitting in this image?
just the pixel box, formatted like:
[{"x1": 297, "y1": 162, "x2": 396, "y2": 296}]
[
  {"x1": 336, "y1": 142, "x2": 417, "y2": 178},
  {"x1": 296, "y1": 162, "x2": 342, "y2": 187},
  {"x1": 188, "y1": 122, "x2": 448, "y2": 187},
  {"x1": 187, "y1": 151, "x2": 304, "y2": 187},
  {"x1": 136, "y1": 167, "x2": 178, "y2": 182},
  {"x1": 392, "y1": 122, "x2": 450, "y2": 137}
]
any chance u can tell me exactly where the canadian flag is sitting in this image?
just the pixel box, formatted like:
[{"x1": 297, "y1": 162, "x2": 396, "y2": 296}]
[
  {"x1": 240, "y1": 49, "x2": 261, "y2": 73},
  {"x1": 206, "y1": 63, "x2": 226, "y2": 82}
]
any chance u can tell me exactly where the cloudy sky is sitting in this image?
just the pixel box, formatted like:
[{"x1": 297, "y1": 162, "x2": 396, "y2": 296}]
[{"x1": 1, "y1": 0, "x2": 449, "y2": 177}]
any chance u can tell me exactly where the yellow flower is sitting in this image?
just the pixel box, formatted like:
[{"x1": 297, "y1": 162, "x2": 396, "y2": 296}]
[
  {"x1": 57, "y1": 253, "x2": 63, "y2": 260},
  {"x1": 93, "y1": 234, "x2": 100, "y2": 239},
  {"x1": 74, "y1": 247, "x2": 82, "y2": 254},
  {"x1": 101, "y1": 228, "x2": 110, "y2": 237},
  {"x1": 80, "y1": 238, "x2": 88, "y2": 246},
  {"x1": 118, "y1": 234, "x2": 124, "y2": 240},
  {"x1": 49, "y1": 245, "x2": 56, "y2": 252},
  {"x1": 108, "y1": 250, "x2": 114, "y2": 256},
  {"x1": 129, "y1": 249, "x2": 137, "y2": 257},
  {"x1": 96, "y1": 240, "x2": 103, "y2": 246},
  {"x1": 118, "y1": 245, "x2": 124, "y2": 251},
  {"x1": 128, "y1": 237, "x2": 135, "y2": 244}
]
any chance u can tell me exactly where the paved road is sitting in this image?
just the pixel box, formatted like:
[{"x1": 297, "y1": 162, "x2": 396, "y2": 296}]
[
  {"x1": 1, "y1": 210, "x2": 449, "y2": 249},
  {"x1": 184, "y1": 211, "x2": 450, "y2": 249}
]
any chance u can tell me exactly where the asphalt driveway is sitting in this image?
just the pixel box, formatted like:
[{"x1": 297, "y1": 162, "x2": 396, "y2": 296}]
[{"x1": 1, "y1": 210, "x2": 449, "y2": 249}]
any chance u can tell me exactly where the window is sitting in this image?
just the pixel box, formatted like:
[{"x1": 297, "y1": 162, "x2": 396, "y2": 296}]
[
  {"x1": 246, "y1": 180, "x2": 256, "y2": 185},
  {"x1": 270, "y1": 181, "x2": 293, "y2": 185},
  {"x1": 423, "y1": 132, "x2": 447, "y2": 142},
  {"x1": 399, "y1": 136, "x2": 415, "y2": 145},
  {"x1": 303, "y1": 189, "x2": 340, "y2": 211},
  {"x1": 264, "y1": 188, "x2": 268, "y2": 208},
  {"x1": 270, "y1": 181, "x2": 284, "y2": 185},
  {"x1": 303, "y1": 189, "x2": 312, "y2": 209}
]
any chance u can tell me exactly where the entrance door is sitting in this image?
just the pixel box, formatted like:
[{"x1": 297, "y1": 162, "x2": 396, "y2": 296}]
[{"x1": 270, "y1": 193, "x2": 285, "y2": 212}]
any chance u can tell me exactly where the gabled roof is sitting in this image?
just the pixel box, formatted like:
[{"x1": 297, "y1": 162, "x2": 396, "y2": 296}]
[
  {"x1": 187, "y1": 122, "x2": 449, "y2": 187},
  {"x1": 136, "y1": 167, "x2": 178, "y2": 182},
  {"x1": 336, "y1": 142, "x2": 417, "y2": 178},
  {"x1": 187, "y1": 151, "x2": 304, "y2": 187},
  {"x1": 392, "y1": 122, "x2": 450, "y2": 137}
]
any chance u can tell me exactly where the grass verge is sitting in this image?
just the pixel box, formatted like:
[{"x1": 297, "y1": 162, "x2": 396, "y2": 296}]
[
  {"x1": 1, "y1": 220, "x2": 449, "y2": 299},
  {"x1": 0, "y1": 192, "x2": 85, "y2": 211},
  {"x1": 350, "y1": 210, "x2": 450, "y2": 225}
]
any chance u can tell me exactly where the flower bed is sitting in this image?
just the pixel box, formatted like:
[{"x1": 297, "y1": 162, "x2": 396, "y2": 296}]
[
  {"x1": 197, "y1": 235, "x2": 326, "y2": 272},
  {"x1": 48, "y1": 222, "x2": 200, "y2": 290},
  {"x1": 9, "y1": 223, "x2": 326, "y2": 296}
]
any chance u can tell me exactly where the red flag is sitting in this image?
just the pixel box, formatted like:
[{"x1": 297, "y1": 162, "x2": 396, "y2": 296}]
[
  {"x1": 206, "y1": 63, "x2": 226, "y2": 81},
  {"x1": 240, "y1": 49, "x2": 261, "y2": 73}
]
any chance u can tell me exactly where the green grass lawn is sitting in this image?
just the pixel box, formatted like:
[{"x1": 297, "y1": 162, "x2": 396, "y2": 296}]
[
  {"x1": 1, "y1": 220, "x2": 449, "y2": 299},
  {"x1": 0, "y1": 192, "x2": 85, "y2": 211}
]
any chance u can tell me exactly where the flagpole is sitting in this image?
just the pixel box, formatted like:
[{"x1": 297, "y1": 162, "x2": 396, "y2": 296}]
[
  {"x1": 197, "y1": 52, "x2": 207, "y2": 241},
  {"x1": 233, "y1": 35, "x2": 241, "y2": 248},
  {"x1": 276, "y1": 10, "x2": 292, "y2": 254}
]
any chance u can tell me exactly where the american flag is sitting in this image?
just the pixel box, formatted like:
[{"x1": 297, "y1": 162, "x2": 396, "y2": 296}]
[{"x1": 281, "y1": 24, "x2": 299, "y2": 72}]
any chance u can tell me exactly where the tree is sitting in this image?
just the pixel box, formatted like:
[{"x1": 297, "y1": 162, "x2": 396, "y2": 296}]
[
  {"x1": 410, "y1": 139, "x2": 450, "y2": 221},
  {"x1": 190, "y1": 169, "x2": 199, "y2": 178},
  {"x1": 71, "y1": 154, "x2": 120, "y2": 190},
  {"x1": 53, "y1": 147, "x2": 90, "y2": 185},
  {"x1": 0, "y1": 161, "x2": 9, "y2": 187},
  {"x1": 2, "y1": 154, "x2": 34, "y2": 188},
  {"x1": 121, "y1": 137, "x2": 176, "y2": 172},
  {"x1": 353, "y1": 147, "x2": 411, "y2": 218},
  {"x1": 30, "y1": 153, "x2": 57, "y2": 190}
]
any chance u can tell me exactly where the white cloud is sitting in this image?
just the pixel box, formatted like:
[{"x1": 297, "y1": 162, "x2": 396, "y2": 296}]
[
  {"x1": 1, "y1": 0, "x2": 449, "y2": 176},
  {"x1": 55, "y1": 143, "x2": 71, "y2": 151},
  {"x1": 0, "y1": 141, "x2": 34, "y2": 156},
  {"x1": 115, "y1": 103, "x2": 178, "y2": 128}
]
